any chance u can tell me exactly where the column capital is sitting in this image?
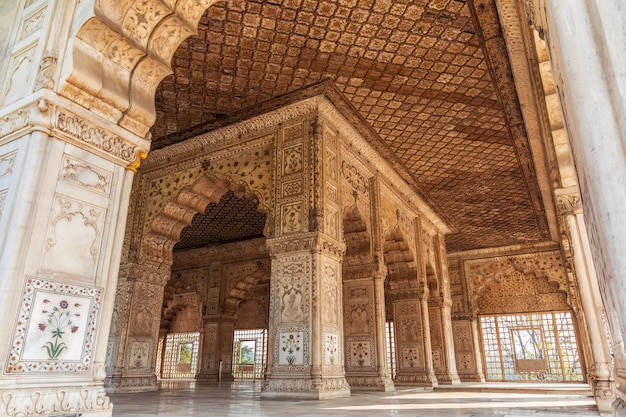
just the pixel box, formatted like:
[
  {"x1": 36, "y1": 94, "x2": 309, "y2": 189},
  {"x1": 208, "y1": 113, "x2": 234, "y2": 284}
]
[
  {"x1": 122, "y1": 261, "x2": 171, "y2": 286},
  {"x1": 266, "y1": 233, "x2": 346, "y2": 259},
  {"x1": 0, "y1": 91, "x2": 150, "y2": 172},
  {"x1": 554, "y1": 187, "x2": 583, "y2": 216}
]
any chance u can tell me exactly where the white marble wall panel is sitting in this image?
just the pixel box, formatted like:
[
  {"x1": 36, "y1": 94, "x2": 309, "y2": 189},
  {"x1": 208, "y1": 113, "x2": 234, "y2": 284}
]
[
  {"x1": 36, "y1": 143, "x2": 116, "y2": 282},
  {"x1": 0, "y1": 137, "x2": 28, "y2": 258}
]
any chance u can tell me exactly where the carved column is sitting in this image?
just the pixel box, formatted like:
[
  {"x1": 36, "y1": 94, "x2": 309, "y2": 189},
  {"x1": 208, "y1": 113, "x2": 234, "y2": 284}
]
[
  {"x1": 0, "y1": 41, "x2": 146, "y2": 417},
  {"x1": 0, "y1": 86, "x2": 146, "y2": 416},
  {"x1": 342, "y1": 266, "x2": 394, "y2": 391},
  {"x1": 261, "y1": 116, "x2": 349, "y2": 399},
  {"x1": 197, "y1": 316, "x2": 236, "y2": 381},
  {"x1": 538, "y1": 1, "x2": 626, "y2": 413},
  {"x1": 420, "y1": 290, "x2": 438, "y2": 386},
  {"x1": 391, "y1": 289, "x2": 437, "y2": 386},
  {"x1": 555, "y1": 188, "x2": 615, "y2": 410},
  {"x1": 433, "y1": 233, "x2": 460, "y2": 384},
  {"x1": 105, "y1": 262, "x2": 170, "y2": 392},
  {"x1": 470, "y1": 317, "x2": 486, "y2": 382}
]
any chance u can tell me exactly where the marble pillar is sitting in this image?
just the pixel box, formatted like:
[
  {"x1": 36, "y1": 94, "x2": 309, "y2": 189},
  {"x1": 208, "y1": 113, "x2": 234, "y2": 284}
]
[{"x1": 541, "y1": 1, "x2": 625, "y2": 413}]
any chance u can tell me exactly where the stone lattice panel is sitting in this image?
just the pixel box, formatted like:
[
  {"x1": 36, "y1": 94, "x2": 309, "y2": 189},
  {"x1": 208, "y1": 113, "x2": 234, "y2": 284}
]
[{"x1": 151, "y1": 0, "x2": 546, "y2": 252}]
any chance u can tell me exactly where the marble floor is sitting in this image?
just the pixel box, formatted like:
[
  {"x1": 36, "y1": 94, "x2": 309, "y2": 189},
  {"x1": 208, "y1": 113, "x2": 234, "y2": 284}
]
[{"x1": 110, "y1": 381, "x2": 607, "y2": 417}]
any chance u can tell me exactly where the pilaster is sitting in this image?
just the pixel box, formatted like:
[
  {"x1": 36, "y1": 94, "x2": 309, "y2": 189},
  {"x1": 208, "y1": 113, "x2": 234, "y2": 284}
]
[
  {"x1": 342, "y1": 265, "x2": 394, "y2": 391},
  {"x1": 104, "y1": 262, "x2": 170, "y2": 392},
  {"x1": 197, "y1": 316, "x2": 237, "y2": 381}
]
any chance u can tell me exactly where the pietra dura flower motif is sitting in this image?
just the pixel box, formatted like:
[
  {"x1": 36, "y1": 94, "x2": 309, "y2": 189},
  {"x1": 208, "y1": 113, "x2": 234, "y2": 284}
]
[
  {"x1": 38, "y1": 299, "x2": 81, "y2": 359},
  {"x1": 281, "y1": 333, "x2": 301, "y2": 365}
]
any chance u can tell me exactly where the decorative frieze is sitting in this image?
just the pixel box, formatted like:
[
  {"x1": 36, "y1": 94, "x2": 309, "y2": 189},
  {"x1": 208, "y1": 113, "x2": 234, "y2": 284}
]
[{"x1": 54, "y1": 110, "x2": 143, "y2": 165}]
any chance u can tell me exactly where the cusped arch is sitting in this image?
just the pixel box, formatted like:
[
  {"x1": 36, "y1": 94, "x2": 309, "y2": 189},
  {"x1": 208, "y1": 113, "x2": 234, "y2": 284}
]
[
  {"x1": 224, "y1": 263, "x2": 268, "y2": 316},
  {"x1": 383, "y1": 225, "x2": 417, "y2": 288},
  {"x1": 161, "y1": 281, "x2": 202, "y2": 332},
  {"x1": 141, "y1": 174, "x2": 267, "y2": 266},
  {"x1": 342, "y1": 204, "x2": 372, "y2": 266},
  {"x1": 60, "y1": 0, "x2": 220, "y2": 137}
]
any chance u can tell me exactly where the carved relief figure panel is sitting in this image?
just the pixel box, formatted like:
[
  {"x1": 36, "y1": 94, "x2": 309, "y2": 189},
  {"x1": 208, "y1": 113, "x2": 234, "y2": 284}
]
[{"x1": 273, "y1": 254, "x2": 311, "y2": 326}]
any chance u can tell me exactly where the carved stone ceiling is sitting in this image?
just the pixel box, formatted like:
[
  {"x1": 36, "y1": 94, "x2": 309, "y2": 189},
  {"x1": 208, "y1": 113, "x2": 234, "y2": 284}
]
[{"x1": 153, "y1": 0, "x2": 550, "y2": 253}]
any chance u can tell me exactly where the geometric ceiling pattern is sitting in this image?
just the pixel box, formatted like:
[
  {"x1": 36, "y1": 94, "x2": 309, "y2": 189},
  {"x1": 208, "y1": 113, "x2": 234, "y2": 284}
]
[{"x1": 153, "y1": 0, "x2": 548, "y2": 253}]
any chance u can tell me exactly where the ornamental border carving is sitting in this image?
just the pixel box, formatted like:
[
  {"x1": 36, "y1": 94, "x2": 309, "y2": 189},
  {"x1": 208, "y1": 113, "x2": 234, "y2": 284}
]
[
  {"x1": 146, "y1": 100, "x2": 319, "y2": 167},
  {"x1": 0, "y1": 106, "x2": 30, "y2": 140},
  {"x1": 52, "y1": 108, "x2": 145, "y2": 165},
  {"x1": 0, "y1": 385, "x2": 111, "y2": 417}
]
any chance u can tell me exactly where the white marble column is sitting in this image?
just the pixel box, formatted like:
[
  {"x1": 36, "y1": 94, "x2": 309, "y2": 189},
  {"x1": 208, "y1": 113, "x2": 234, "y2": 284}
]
[
  {"x1": 555, "y1": 188, "x2": 615, "y2": 411},
  {"x1": 0, "y1": 93, "x2": 144, "y2": 415},
  {"x1": 541, "y1": 1, "x2": 626, "y2": 413}
]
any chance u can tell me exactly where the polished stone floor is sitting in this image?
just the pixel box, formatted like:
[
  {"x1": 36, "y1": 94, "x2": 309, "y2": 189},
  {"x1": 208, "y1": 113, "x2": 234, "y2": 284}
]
[{"x1": 110, "y1": 380, "x2": 607, "y2": 416}]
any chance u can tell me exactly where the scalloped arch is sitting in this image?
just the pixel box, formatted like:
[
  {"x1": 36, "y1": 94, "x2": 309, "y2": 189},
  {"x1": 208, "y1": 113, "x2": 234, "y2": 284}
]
[
  {"x1": 59, "y1": 0, "x2": 220, "y2": 137},
  {"x1": 141, "y1": 174, "x2": 268, "y2": 266},
  {"x1": 224, "y1": 263, "x2": 268, "y2": 316},
  {"x1": 383, "y1": 225, "x2": 417, "y2": 287}
]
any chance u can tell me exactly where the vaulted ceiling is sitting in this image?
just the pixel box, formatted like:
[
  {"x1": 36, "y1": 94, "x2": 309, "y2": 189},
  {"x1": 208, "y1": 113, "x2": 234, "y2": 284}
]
[{"x1": 151, "y1": 0, "x2": 551, "y2": 253}]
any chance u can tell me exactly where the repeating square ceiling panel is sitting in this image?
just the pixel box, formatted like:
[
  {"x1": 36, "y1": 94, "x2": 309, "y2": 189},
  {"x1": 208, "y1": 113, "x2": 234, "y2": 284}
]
[{"x1": 153, "y1": 0, "x2": 546, "y2": 253}]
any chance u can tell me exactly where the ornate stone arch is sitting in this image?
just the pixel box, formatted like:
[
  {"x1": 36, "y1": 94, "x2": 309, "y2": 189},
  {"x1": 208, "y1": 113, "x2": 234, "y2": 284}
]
[
  {"x1": 383, "y1": 225, "x2": 417, "y2": 288},
  {"x1": 161, "y1": 281, "x2": 203, "y2": 333},
  {"x1": 59, "y1": 0, "x2": 221, "y2": 137},
  {"x1": 224, "y1": 263, "x2": 268, "y2": 317},
  {"x1": 342, "y1": 204, "x2": 372, "y2": 267},
  {"x1": 141, "y1": 173, "x2": 267, "y2": 267}
]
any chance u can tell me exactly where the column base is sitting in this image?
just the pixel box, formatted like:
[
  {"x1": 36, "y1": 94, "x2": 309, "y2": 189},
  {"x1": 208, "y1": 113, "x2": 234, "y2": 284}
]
[
  {"x1": 346, "y1": 375, "x2": 394, "y2": 391},
  {"x1": 0, "y1": 383, "x2": 112, "y2": 417},
  {"x1": 104, "y1": 374, "x2": 158, "y2": 393},
  {"x1": 394, "y1": 373, "x2": 438, "y2": 387},
  {"x1": 591, "y1": 377, "x2": 616, "y2": 413},
  {"x1": 261, "y1": 377, "x2": 351, "y2": 399},
  {"x1": 456, "y1": 372, "x2": 484, "y2": 382},
  {"x1": 435, "y1": 372, "x2": 461, "y2": 385}
]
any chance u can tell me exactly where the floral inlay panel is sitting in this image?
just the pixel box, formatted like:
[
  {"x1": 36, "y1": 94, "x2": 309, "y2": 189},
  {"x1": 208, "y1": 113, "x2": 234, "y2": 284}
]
[
  {"x1": 276, "y1": 325, "x2": 309, "y2": 371},
  {"x1": 323, "y1": 332, "x2": 340, "y2": 366},
  {"x1": 347, "y1": 337, "x2": 375, "y2": 370},
  {"x1": 7, "y1": 277, "x2": 101, "y2": 372},
  {"x1": 401, "y1": 345, "x2": 423, "y2": 369},
  {"x1": 279, "y1": 331, "x2": 303, "y2": 365}
]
